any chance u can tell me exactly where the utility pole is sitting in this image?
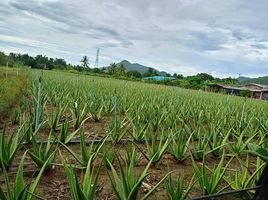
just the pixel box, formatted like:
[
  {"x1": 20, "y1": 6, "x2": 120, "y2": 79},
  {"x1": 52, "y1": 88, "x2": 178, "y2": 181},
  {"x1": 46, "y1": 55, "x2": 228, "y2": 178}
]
[
  {"x1": 5, "y1": 61, "x2": 8, "y2": 78},
  {"x1": 237, "y1": 73, "x2": 242, "y2": 86},
  {"x1": 94, "y1": 48, "x2": 99, "y2": 68}
]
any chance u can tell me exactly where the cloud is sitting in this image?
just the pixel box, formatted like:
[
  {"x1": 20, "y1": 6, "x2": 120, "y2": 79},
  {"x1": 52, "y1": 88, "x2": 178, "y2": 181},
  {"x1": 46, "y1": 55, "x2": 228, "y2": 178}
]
[{"x1": 0, "y1": 0, "x2": 267, "y2": 77}]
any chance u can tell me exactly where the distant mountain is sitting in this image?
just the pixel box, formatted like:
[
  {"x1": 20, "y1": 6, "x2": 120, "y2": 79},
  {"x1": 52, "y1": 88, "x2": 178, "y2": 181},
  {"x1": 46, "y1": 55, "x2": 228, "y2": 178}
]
[
  {"x1": 241, "y1": 76, "x2": 268, "y2": 85},
  {"x1": 238, "y1": 76, "x2": 251, "y2": 82},
  {"x1": 115, "y1": 60, "x2": 168, "y2": 76}
]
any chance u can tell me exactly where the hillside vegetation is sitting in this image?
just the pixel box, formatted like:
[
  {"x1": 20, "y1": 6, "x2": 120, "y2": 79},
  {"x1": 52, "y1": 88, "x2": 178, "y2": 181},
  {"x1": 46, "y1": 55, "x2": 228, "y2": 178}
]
[
  {"x1": 115, "y1": 60, "x2": 168, "y2": 75},
  {"x1": 241, "y1": 75, "x2": 268, "y2": 85}
]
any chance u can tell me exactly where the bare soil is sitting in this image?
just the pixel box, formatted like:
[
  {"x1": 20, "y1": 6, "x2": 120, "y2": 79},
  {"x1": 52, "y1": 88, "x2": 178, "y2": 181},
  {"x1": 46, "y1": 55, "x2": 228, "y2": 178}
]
[{"x1": 0, "y1": 115, "x2": 258, "y2": 200}]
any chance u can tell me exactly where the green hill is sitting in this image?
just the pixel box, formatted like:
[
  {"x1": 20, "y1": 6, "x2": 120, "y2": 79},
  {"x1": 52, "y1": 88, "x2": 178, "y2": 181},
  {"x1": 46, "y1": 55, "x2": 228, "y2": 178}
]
[
  {"x1": 238, "y1": 76, "x2": 251, "y2": 82},
  {"x1": 241, "y1": 76, "x2": 268, "y2": 85},
  {"x1": 115, "y1": 60, "x2": 168, "y2": 76}
]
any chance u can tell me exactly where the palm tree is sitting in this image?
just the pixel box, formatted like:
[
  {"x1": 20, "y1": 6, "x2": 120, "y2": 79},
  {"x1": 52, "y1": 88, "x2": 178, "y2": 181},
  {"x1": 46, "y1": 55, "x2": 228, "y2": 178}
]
[
  {"x1": 117, "y1": 63, "x2": 126, "y2": 76},
  {"x1": 108, "y1": 63, "x2": 117, "y2": 75},
  {"x1": 80, "y1": 56, "x2": 90, "y2": 68}
]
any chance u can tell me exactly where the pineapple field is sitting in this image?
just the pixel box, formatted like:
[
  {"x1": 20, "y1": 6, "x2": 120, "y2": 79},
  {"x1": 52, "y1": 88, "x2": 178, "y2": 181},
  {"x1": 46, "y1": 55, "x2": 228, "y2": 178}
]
[{"x1": 0, "y1": 68, "x2": 268, "y2": 200}]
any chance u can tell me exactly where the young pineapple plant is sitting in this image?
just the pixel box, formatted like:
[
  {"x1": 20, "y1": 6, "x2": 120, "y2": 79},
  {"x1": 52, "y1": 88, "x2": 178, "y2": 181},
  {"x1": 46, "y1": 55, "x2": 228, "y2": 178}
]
[
  {"x1": 19, "y1": 120, "x2": 44, "y2": 143},
  {"x1": 0, "y1": 151, "x2": 54, "y2": 200},
  {"x1": 27, "y1": 132, "x2": 57, "y2": 170},
  {"x1": 191, "y1": 154, "x2": 232, "y2": 195},
  {"x1": 224, "y1": 154, "x2": 265, "y2": 190},
  {"x1": 247, "y1": 143, "x2": 268, "y2": 163},
  {"x1": 109, "y1": 116, "x2": 128, "y2": 143},
  {"x1": 107, "y1": 154, "x2": 171, "y2": 200},
  {"x1": 103, "y1": 146, "x2": 117, "y2": 169},
  {"x1": 131, "y1": 123, "x2": 148, "y2": 142},
  {"x1": 88, "y1": 98, "x2": 104, "y2": 122},
  {"x1": 192, "y1": 135, "x2": 208, "y2": 160},
  {"x1": 207, "y1": 124, "x2": 230, "y2": 157},
  {"x1": 11, "y1": 107, "x2": 21, "y2": 125},
  {"x1": 149, "y1": 109, "x2": 166, "y2": 133},
  {"x1": 71, "y1": 102, "x2": 89, "y2": 130},
  {"x1": 20, "y1": 122, "x2": 34, "y2": 143},
  {"x1": 0, "y1": 128, "x2": 22, "y2": 170},
  {"x1": 228, "y1": 131, "x2": 257, "y2": 156},
  {"x1": 169, "y1": 131, "x2": 192, "y2": 163},
  {"x1": 165, "y1": 174, "x2": 195, "y2": 200},
  {"x1": 60, "y1": 131, "x2": 106, "y2": 167},
  {"x1": 57, "y1": 120, "x2": 80, "y2": 144},
  {"x1": 137, "y1": 131, "x2": 173, "y2": 167},
  {"x1": 164, "y1": 110, "x2": 180, "y2": 130},
  {"x1": 47, "y1": 103, "x2": 68, "y2": 131},
  {"x1": 125, "y1": 146, "x2": 140, "y2": 166},
  {"x1": 62, "y1": 155, "x2": 103, "y2": 200}
]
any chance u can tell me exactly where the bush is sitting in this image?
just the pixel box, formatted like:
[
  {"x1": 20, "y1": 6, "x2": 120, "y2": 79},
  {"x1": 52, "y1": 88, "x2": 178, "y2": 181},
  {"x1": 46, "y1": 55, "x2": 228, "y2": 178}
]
[
  {"x1": 126, "y1": 70, "x2": 142, "y2": 78},
  {"x1": 240, "y1": 89, "x2": 252, "y2": 97}
]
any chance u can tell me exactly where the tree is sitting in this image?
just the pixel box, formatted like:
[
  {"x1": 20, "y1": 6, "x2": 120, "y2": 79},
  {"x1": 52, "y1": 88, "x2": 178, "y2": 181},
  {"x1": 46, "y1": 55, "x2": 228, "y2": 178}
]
[
  {"x1": 54, "y1": 58, "x2": 67, "y2": 69},
  {"x1": 20, "y1": 54, "x2": 36, "y2": 67},
  {"x1": 108, "y1": 63, "x2": 117, "y2": 75},
  {"x1": 47, "y1": 58, "x2": 54, "y2": 70},
  {"x1": 221, "y1": 77, "x2": 239, "y2": 85},
  {"x1": 143, "y1": 67, "x2": 158, "y2": 77},
  {"x1": 186, "y1": 76, "x2": 203, "y2": 89},
  {"x1": 35, "y1": 55, "x2": 50, "y2": 69},
  {"x1": 240, "y1": 90, "x2": 252, "y2": 97},
  {"x1": 177, "y1": 74, "x2": 184, "y2": 79},
  {"x1": 0, "y1": 52, "x2": 7, "y2": 65},
  {"x1": 92, "y1": 68, "x2": 102, "y2": 74},
  {"x1": 196, "y1": 73, "x2": 214, "y2": 81},
  {"x1": 101, "y1": 67, "x2": 106, "y2": 73},
  {"x1": 148, "y1": 67, "x2": 155, "y2": 75},
  {"x1": 173, "y1": 73, "x2": 184, "y2": 79},
  {"x1": 117, "y1": 63, "x2": 126, "y2": 76},
  {"x1": 126, "y1": 70, "x2": 142, "y2": 78},
  {"x1": 166, "y1": 73, "x2": 171, "y2": 77},
  {"x1": 80, "y1": 56, "x2": 90, "y2": 68}
]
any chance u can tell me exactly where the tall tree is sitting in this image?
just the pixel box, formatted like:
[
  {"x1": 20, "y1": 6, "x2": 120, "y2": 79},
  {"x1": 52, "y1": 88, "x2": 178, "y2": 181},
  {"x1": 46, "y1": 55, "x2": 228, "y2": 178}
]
[
  {"x1": 108, "y1": 63, "x2": 117, "y2": 75},
  {"x1": 143, "y1": 67, "x2": 158, "y2": 77},
  {"x1": 173, "y1": 73, "x2": 184, "y2": 79},
  {"x1": 0, "y1": 52, "x2": 7, "y2": 65},
  {"x1": 117, "y1": 63, "x2": 126, "y2": 76},
  {"x1": 80, "y1": 56, "x2": 90, "y2": 68},
  {"x1": 126, "y1": 70, "x2": 142, "y2": 78}
]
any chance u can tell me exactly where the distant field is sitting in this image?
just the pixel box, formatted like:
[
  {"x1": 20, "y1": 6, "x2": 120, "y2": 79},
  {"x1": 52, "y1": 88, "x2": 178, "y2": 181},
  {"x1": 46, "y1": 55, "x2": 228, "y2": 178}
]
[{"x1": 0, "y1": 69, "x2": 268, "y2": 199}]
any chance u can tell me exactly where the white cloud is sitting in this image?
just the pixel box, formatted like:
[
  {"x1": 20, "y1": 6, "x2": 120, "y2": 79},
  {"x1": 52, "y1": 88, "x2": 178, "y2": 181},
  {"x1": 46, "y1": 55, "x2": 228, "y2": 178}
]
[{"x1": 0, "y1": 0, "x2": 267, "y2": 77}]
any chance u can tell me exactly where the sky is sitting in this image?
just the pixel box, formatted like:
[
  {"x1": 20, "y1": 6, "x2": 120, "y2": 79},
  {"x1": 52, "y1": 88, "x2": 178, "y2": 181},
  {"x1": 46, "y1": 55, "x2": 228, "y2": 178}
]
[{"x1": 0, "y1": 0, "x2": 268, "y2": 78}]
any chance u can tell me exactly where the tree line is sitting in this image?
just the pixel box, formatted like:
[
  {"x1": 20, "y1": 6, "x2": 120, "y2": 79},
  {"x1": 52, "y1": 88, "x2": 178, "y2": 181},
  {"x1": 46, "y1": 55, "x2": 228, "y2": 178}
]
[{"x1": 0, "y1": 51, "x2": 238, "y2": 89}]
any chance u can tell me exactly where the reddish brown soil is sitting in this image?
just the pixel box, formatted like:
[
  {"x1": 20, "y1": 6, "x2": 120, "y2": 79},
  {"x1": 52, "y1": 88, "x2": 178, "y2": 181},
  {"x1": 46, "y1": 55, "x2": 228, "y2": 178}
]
[{"x1": 0, "y1": 114, "x2": 259, "y2": 200}]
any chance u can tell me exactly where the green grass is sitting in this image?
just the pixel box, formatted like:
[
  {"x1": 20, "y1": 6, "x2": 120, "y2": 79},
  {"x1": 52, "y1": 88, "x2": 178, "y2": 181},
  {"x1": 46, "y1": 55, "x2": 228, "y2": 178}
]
[{"x1": 0, "y1": 67, "x2": 28, "y2": 114}]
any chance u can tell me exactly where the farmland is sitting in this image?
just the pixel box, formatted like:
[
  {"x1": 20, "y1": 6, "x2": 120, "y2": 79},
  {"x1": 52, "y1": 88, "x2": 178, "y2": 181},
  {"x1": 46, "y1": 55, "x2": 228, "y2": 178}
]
[{"x1": 0, "y1": 68, "x2": 268, "y2": 199}]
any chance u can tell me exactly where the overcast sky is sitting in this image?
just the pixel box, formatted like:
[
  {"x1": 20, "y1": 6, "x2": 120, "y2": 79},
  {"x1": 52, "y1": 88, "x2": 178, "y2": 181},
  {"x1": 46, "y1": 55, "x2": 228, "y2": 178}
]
[{"x1": 0, "y1": 0, "x2": 268, "y2": 77}]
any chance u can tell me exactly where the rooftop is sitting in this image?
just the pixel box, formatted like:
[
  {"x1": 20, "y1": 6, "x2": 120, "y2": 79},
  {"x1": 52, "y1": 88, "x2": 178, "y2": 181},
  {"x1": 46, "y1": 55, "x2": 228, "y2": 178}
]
[
  {"x1": 143, "y1": 76, "x2": 176, "y2": 81},
  {"x1": 210, "y1": 83, "x2": 268, "y2": 92}
]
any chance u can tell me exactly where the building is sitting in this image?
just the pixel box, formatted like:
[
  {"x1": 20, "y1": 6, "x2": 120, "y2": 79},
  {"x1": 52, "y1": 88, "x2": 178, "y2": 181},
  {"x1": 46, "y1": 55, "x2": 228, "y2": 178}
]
[
  {"x1": 143, "y1": 76, "x2": 176, "y2": 81},
  {"x1": 209, "y1": 83, "x2": 268, "y2": 100}
]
